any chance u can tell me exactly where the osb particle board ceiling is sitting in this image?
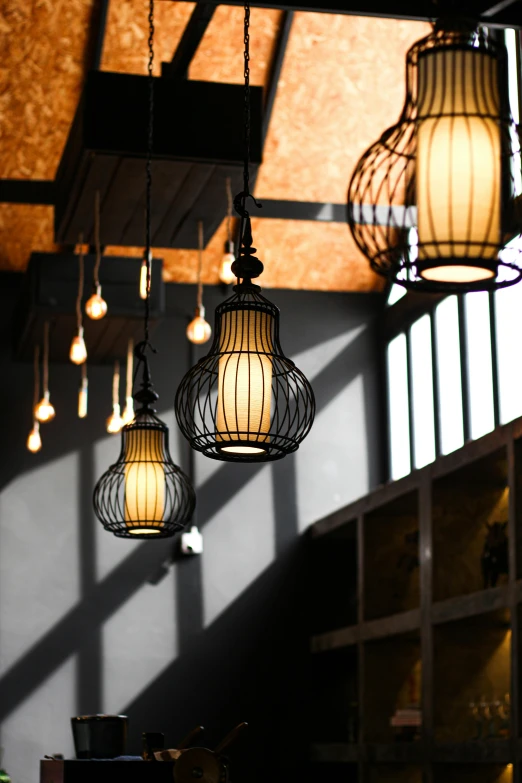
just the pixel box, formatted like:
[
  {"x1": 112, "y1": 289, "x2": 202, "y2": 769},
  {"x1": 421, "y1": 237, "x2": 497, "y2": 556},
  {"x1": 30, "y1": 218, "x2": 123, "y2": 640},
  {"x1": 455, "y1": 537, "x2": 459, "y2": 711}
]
[{"x1": 0, "y1": 0, "x2": 430, "y2": 292}]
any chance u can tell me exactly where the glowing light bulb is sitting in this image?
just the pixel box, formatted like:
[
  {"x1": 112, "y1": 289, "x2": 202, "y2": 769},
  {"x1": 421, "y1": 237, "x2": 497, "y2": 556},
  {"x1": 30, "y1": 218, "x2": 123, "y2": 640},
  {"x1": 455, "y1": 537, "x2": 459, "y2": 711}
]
[
  {"x1": 35, "y1": 390, "x2": 55, "y2": 423},
  {"x1": 121, "y1": 396, "x2": 134, "y2": 426},
  {"x1": 219, "y1": 241, "x2": 236, "y2": 285},
  {"x1": 70, "y1": 327, "x2": 87, "y2": 365},
  {"x1": 27, "y1": 422, "x2": 42, "y2": 453},
  {"x1": 107, "y1": 403, "x2": 123, "y2": 434},
  {"x1": 85, "y1": 286, "x2": 108, "y2": 320},
  {"x1": 140, "y1": 258, "x2": 150, "y2": 300},
  {"x1": 78, "y1": 380, "x2": 88, "y2": 419},
  {"x1": 187, "y1": 306, "x2": 212, "y2": 345}
]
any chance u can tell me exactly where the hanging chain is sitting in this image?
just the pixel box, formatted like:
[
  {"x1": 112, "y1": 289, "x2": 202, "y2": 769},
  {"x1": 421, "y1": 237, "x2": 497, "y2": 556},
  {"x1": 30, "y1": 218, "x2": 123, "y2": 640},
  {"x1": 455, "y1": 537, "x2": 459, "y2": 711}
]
[
  {"x1": 197, "y1": 220, "x2": 204, "y2": 309},
  {"x1": 33, "y1": 344, "x2": 40, "y2": 415},
  {"x1": 43, "y1": 321, "x2": 50, "y2": 395},
  {"x1": 76, "y1": 233, "x2": 84, "y2": 331},
  {"x1": 243, "y1": 1, "x2": 251, "y2": 203},
  {"x1": 94, "y1": 190, "x2": 102, "y2": 288},
  {"x1": 226, "y1": 176, "x2": 233, "y2": 244},
  {"x1": 144, "y1": 0, "x2": 155, "y2": 346}
]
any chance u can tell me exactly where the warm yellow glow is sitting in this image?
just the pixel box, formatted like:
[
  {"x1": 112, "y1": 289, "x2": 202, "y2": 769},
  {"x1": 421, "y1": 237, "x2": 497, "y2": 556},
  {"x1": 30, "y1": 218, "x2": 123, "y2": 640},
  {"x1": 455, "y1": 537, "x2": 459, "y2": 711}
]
[
  {"x1": 124, "y1": 427, "x2": 165, "y2": 532},
  {"x1": 417, "y1": 48, "x2": 501, "y2": 282},
  {"x1": 121, "y1": 396, "x2": 135, "y2": 426},
  {"x1": 27, "y1": 423, "x2": 42, "y2": 453},
  {"x1": 85, "y1": 291, "x2": 108, "y2": 320},
  {"x1": 187, "y1": 315, "x2": 212, "y2": 345},
  {"x1": 70, "y1": 328, "x2": 87, "y2": 365},
  {"x1": 35, "y1": 391, "x2": 55, "y2": 423},
  {"x1": 78, "y1": 383, "x2": 88, "y2": 419},
  {"x1": 106, "y1": 404, "x2": 123, "y2": 434},
  {"x1": 219, "y1": 252, "x2": 236, "y2": 285},
  {"x1": 216, "y1": 309, "x2": 273, "y2": 452},
  {"x1": 139, "y1": 259, "x2": 149, "y2": 300}
]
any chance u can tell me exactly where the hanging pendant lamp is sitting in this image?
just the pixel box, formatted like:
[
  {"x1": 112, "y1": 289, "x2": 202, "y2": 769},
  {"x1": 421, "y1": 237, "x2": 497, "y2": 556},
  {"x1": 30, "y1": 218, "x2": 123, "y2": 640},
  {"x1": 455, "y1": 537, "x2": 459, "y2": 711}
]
[
  {"x1": 93, "y1": 0, "x2": 195, "y2": 539},
  {"x1": 219, "y1": 177, "x2": 236, "y2": 286},
  {"x1": 70, "y1": 240, "x2": 88, "y2": 364},
  {"x1": 35, "y1": 321, "x2": 55, "y2": 423},
  {"x1": 106, "y1": 360, "x2": 123, "y2": 434},
  {"x1": 27, "y1": 345, "x2": 42, "y2": 453},
  {"x1": 186, "y1": 221, "x2": 212, "y2": 345},
  {"x1": 85, "y1": 191, "x2": 108, "y2": 320},
  {"x1": 121, "y1": 338, "x2": 135, "y2": 425},
  {"x1": 78, "y1": 363, "x2": 88, "y2": 419},
  {"x1": 347, "y1": 13, "x2": 522, "y2": 293},
  {"x1": 174, "y1": 2, "x2": 315, "y2": 463}
]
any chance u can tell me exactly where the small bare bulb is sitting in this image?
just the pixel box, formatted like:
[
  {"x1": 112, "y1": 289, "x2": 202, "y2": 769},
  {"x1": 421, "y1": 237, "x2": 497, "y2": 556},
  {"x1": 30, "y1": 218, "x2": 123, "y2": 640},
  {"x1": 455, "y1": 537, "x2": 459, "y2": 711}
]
[
  {"x1": 78, "y1": 381, "x2": 88, "y2": 419},
  {"x1": 27, "y1": 422, "x2": 42, "y2": 453},
  {"x1": 121, "y1": 396, "x2": 134, "y2": 426},
  {"x1": 140, "y1": 258, "x2": 150, "y2": 300},
  {"x1": 85, "y1": 286, "x2": 108, "y2": 320},
  {"x1": 106, "y1": 403, "x2": 123, "y2": 434},
  {"x1": 187, "y1": 306, "x2": 212, "y2": 345},
  {"x1": 35, "y1": 390, "x2": 55, "y2": 423},
  {"x1": 70, "y1": 327, "x2": 87, "y2": 365},
  {"x1": 219, "y1": 242, "x2": 236, "y2": 285}
]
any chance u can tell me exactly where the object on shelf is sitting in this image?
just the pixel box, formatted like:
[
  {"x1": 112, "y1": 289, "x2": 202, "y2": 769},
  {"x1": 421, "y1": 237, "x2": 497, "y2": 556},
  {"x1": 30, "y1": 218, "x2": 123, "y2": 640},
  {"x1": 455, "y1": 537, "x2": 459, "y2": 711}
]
[
  {"x1": 70, "y1": 715, "x2": 128, "y2": 760},
  {"x1": 482, "y1": 522, "x2": 508, "y2": 589}
]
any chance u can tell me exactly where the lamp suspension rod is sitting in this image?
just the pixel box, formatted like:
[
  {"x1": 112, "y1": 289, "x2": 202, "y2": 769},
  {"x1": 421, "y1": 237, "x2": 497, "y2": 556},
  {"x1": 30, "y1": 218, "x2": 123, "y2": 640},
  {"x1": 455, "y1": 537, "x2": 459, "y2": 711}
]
[
  {"x1": 43, "y1": 321, "x2": 50, "y2": 394},
  {"x1": 33, "y1": 344, "x2": 40, "y2": 417},
  {"x1": 93, "y1": 190, "x2": 102, "y2": 288},
  {"x1": 76, "y1": 233, "x2": 84, "y2": 331},
  {"x1": 197, "y1": 220, "x2": 204, "y2": 309}
]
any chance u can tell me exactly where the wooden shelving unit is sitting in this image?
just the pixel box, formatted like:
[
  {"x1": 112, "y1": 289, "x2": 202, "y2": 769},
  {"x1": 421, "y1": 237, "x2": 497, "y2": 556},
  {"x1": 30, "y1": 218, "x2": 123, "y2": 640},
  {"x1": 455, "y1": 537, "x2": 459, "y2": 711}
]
[{"x1": 308, "y1": 417, "x2": 522, "y2": 783}]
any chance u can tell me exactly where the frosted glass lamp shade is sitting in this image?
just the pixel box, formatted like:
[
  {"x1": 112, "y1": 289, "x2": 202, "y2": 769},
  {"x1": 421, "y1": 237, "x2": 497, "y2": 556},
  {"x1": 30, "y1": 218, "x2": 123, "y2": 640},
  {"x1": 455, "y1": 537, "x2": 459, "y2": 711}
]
[
  {"x1": 219, "y1": 251, "x2": 236, "y2": 285},
  {"x1": 70, "y1": 327, "x2": 87, "y2": 365},
  {"x1": 27, "y1": 422, "x2": 42, "y2": 453},
  {"x1": 85, "y1": 288, "x2": 108, "y2": 320},
  {"x1": 35, "y1": 391, "x2": 55, "y2": 423},
  {"x1": 186, "y1": 310, "x2": 212, "y2": 345}
]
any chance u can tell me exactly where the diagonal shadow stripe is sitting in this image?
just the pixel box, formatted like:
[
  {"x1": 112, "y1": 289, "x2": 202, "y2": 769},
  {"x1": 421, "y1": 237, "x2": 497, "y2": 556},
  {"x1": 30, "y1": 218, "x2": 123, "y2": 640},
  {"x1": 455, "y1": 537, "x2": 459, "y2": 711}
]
[{"x1": 0, "y1": 325, "x2": 375, "y2": 722}]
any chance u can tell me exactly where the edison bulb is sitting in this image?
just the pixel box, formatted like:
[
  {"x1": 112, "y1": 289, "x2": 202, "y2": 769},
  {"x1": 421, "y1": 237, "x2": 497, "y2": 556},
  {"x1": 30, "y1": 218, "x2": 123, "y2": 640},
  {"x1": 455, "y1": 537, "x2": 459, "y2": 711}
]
[
  {"x1": 85, "y1": 287, "x2": 108, "y2": 320},
  {"x1": 219, "y1": 242, "x2": 236, "y2": 285},
  {"x1": 187, "y1": 307, "x2": 211, "y2": 345},
  {"x1": 27, "y1": 422, "x2": 42, "y2": 453},
  {"x1": 107, "y1": 404, "x2": 123, "y2": 434},
  {"x1": 35, "y1": 391, "x2": 55, "y2": 423},
  {"x1": 121, "y1": 396, "x2": 134, "y2": 426},
  {"x1": 78, "y1": 382, "x2": 88, "y2": 419},
  {"x1": 70, "y1": 327, "x2": 87, "y2": 365},
  {"x1": 140, "y1": 259, "x2": 149, "y2": 300}
]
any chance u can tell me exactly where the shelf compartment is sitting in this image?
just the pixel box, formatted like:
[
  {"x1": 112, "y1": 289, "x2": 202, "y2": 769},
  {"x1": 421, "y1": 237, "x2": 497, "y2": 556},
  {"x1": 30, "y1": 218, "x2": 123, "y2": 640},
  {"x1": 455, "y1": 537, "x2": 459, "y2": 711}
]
[
  {"x1": 364, "y1": 491, "x2": 420, "y2": 621},
  {"x1": 364, "y1": 630, "x2": 421, "y2": 744},
  {"x1": 433, "y1": 448, "x2": 509, "y2": 603},
  {"x1": 309, "y1": 518, "x2": 357, "y2": 635},
  {"x1": 308, "y1": 646, "x2": 358, "y2": 744},
  {"x1": 433, "y1": 609, "x2": 511, "y2": 744},
  {"x1": 311, "y1": 608, "x2": 421, "y2": 654}
]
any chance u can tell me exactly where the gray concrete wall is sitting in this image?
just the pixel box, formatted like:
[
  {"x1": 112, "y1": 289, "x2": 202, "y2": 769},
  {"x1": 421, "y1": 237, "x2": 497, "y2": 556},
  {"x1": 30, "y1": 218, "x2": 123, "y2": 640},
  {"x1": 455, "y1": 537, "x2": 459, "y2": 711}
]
[{"x1": 0, "y1": 274, "x2": 383, "y2": 782}]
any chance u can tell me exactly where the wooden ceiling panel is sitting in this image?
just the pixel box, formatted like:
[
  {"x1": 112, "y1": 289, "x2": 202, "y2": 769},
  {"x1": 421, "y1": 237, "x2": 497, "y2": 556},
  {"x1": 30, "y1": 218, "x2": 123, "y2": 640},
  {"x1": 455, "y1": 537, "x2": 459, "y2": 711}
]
[
  {"x1": 0, "y1": 0, "x2": 95, "y2": 179},
  {"x1": 189, "y1": 6, "x2": 282, "y2": 86},
  {"x1": 255, "y1": 13, "x2": 431, "y2": 204},
  {"x1": 0, "y1": 205, "x2": 57, "y2": 270},
  {"x1": 107, "y1": 216, "x2": 384, "y2": 293},
  {"x1": 101, "y1": 0, "x2": 195, "y2": 75}
]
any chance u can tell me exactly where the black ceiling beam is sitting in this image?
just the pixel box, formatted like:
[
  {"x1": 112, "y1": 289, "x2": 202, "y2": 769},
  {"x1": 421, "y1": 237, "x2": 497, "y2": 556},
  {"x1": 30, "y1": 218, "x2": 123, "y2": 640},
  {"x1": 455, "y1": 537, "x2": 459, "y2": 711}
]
[
  {"x1": 262, "y1": 11, "x2": 293, "y2": 143},
  {"x1": 165, "y1": 0, "x2": 522, "y2": 28},
  {"x1": 254, "y1": 199, "x2": 345, "y2": 221},
  {"x1": 0, "y1": 180, "x2": 55, "y2": 206},
  {"x1": 162, "y1": 3, "x2": 216, "y2": 79},
  {"x1": 91, "y1": 0, "x2": 111, "y2": 70}
]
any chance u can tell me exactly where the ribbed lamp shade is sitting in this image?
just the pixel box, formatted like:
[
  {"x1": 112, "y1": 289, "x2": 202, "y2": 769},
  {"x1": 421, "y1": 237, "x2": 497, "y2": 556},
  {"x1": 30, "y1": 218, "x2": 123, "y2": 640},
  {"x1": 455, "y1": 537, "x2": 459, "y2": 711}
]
[
  {"x1": 347, "y1": 18, "x2": 522, "y2": 292},
  {"x1": 175, "y1": 288, "x2": 315, "y2": 462},
  {"x1": 94, "y1": 410, "x2": 195, "y2": 538}
]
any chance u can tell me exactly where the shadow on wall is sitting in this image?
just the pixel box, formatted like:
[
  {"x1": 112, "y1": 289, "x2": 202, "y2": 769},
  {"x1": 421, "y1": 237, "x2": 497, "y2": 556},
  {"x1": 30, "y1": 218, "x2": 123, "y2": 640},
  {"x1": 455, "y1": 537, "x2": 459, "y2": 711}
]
[{"x1": 0, "y1": 273, "x2": 383, "y2": 782}]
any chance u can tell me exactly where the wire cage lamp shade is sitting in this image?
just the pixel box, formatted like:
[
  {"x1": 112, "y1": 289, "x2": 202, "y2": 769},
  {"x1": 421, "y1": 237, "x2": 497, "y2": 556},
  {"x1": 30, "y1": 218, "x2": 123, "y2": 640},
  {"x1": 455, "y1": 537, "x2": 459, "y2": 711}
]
[
  {"x1": 347, "y1": 16, "x2": 522, "y2": 293},
  {"x1": 94, "y1": 353, "x2": 196, "y2": 538},
  {"x1": 175, "y1": 229, "x2": 315, "y2": 463}
]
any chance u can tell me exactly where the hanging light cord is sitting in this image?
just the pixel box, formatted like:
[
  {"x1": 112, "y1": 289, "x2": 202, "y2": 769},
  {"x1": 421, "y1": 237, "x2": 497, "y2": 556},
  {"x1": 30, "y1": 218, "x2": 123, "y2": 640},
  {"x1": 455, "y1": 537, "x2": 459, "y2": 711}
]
[
  {"x1": 81, "y1": 361, "x2": 87, "y2": 385},
  {"x1": 94, "y1": 190, "x2": 102, "y2": 289},
  {"x1": 197, "y1": 220, "x2": 204, "y2": 309},
  {"x1": 243, "y1": 2, "x2": 251, "y2": 203},
  {"x1": 33, "y1": 345, "x2": 40, "y2": 417},
  {"x1": 126, "y1": 338, "x2": 134, "y2": 398},
  {"x1": 113, "y1": 361, "x2": 120, "y2": 408},
  {"x1": 43, "y1": 321, "x2": 50, "y2": 394},
  {"x1": 144, "y1": 0, "x2": 155, "y2": 347},
  {"x1": 226, "y1": 176, "x2": 233, "y2": 244},
  {"x1": 76, "y1": 235, "x2": 84, "y2": 331}
]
